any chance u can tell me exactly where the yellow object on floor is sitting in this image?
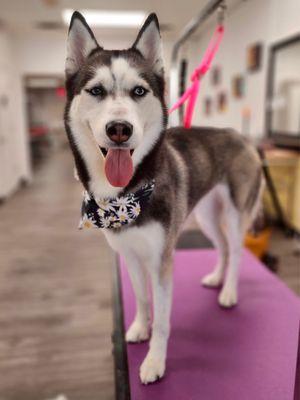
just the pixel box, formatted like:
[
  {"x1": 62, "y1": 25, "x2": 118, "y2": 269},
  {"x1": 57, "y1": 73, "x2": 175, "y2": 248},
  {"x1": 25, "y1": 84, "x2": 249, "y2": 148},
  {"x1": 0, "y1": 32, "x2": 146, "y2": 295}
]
[{"x1": 245, "y1": 228, "x2": 272, "y2": 259}]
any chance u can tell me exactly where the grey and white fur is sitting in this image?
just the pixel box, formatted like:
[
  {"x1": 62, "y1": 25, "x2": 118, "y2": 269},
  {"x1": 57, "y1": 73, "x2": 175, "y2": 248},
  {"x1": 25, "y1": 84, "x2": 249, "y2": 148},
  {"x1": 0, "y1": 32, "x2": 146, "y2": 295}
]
[{"x1": 64, "y1": 12, "x2": 264, "y2": 384}]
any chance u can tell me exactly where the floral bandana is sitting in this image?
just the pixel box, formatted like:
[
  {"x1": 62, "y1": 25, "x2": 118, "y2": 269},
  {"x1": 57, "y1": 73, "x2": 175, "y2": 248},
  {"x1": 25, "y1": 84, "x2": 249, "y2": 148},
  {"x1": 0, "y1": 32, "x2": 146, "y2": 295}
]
[{"x1": 79, "y1": 180, "x2": 155, "y2": 230}]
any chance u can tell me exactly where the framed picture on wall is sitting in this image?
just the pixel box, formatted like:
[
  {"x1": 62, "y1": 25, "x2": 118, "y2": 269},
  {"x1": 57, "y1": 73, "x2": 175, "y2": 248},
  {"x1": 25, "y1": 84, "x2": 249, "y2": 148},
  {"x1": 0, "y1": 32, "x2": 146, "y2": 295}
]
[
  {"x1": 211, "y1": 65, "x2": 221, "y2": 86},
  {"x1": 247, "y1": 43, "x2": 263, "y2": 72},
  {"x1": 217, "y1": 91, "x2": 228, "y2": 112},
  {"x1": 266, "y1": 33, "x2": 300, "y2": 149},
  {"x1": 232, "y1": 75, "x2": 245, "y2": 98},
  {"x1": 204, "y1": 97, "x2": 212, "y2": 116}
]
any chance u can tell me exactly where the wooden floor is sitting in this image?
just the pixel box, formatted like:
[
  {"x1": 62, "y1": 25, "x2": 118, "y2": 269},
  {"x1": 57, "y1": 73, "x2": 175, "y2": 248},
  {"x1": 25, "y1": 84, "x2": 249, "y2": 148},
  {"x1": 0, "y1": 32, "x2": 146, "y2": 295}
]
[{"x1": 0, "y1": 150, "x2": 115, "y2": 400}]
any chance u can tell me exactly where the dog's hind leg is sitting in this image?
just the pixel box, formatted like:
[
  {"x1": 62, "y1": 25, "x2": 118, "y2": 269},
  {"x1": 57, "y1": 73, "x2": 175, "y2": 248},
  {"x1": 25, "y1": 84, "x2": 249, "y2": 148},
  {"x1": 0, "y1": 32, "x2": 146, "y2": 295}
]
[
  {"x1": 123, "y1": 250, "x2": 150, "y2": 343},
  {"x1": 194, "y1": 186, "x2": 228, "y2": 288},
  {"x1": 218, "y1": 167, "x2": 264, "y2": 308},
  {"x1": 218, "y1": 202, "x2": 244, "y2": 308}
]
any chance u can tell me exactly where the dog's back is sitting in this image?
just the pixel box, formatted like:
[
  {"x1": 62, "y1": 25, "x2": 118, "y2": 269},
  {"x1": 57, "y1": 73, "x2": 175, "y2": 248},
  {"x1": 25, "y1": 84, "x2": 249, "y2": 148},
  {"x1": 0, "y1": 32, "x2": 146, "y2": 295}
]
[{"x1": 166, "y1": 126, "x2": 263, "y2": 215}]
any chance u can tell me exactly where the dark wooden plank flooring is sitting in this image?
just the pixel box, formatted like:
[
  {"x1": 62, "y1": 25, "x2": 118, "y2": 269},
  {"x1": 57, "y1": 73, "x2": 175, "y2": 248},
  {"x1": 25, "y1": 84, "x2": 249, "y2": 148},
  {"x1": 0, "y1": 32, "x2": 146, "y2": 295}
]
[{"x1": 0, "y1": 149, "x2": 115, "y2": 400}]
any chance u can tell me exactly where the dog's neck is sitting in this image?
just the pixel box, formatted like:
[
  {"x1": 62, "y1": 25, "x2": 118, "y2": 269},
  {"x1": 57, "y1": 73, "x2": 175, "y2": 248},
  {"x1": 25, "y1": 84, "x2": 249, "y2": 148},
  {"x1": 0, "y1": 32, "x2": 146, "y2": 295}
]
[{"x1": 124, "y1": 133, "x2": 164, "y2": 193}]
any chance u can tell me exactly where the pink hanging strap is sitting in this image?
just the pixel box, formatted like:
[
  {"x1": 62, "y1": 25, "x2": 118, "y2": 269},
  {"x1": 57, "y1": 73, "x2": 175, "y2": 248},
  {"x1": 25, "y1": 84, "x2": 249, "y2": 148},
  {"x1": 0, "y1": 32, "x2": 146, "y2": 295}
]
[{"x1": 169, "y1": 25, "x2": 224, "y2": 128}]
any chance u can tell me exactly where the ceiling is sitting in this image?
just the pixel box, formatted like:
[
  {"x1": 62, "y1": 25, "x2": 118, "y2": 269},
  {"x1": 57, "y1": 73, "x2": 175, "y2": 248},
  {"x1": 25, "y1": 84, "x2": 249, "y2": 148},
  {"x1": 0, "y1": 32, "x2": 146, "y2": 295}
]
[{"x1": 0, "y1": 0, "x2": 212, "y2": 39}]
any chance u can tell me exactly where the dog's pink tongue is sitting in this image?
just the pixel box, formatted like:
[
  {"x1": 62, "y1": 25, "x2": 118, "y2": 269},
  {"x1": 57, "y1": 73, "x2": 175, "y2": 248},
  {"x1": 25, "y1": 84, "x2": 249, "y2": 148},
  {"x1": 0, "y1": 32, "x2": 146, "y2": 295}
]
[{"x1": 104, "y1": 149, "x2": 133, "y2": 187}]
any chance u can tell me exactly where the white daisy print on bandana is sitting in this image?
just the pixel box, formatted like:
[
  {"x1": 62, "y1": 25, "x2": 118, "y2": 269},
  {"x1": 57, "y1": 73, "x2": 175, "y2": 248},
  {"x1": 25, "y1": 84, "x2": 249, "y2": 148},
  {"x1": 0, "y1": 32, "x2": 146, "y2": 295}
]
[
  {"x1": 79, "y1": 213, "x2": 97, "y2": 229},
  {"x1": 129, "y1": 202, "x2": 141, "y2": 218}
]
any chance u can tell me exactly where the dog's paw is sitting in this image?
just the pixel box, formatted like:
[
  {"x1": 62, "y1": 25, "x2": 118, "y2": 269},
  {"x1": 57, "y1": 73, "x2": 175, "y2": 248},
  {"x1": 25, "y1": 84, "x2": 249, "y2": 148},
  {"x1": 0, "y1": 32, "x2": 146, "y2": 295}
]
[
  {"x1": 218, "y1": 286, "x2": 238, "y2": 308},
  {"x1": 126, "y1": 321, "x2": 149, "y2": 343},
  {"x1": 139, "y1": 354, "x2": 165, "y2": 384},
  {"x1": 201, "y1": 271, "x2": 223, "y2": 288}
]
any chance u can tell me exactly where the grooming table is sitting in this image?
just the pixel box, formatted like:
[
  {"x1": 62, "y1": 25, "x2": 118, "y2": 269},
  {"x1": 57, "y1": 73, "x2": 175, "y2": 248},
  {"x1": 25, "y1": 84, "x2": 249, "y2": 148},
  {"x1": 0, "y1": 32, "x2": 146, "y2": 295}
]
[{"x1": 112, "y1": 248, "x2": 300, "y2": 400}]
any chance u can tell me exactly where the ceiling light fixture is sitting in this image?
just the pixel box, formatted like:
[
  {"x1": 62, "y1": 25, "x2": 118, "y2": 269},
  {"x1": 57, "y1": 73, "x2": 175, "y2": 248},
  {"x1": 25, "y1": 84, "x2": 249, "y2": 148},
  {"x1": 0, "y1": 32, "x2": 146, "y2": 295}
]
[{"x1": 62, "y1": 9, "x2": 146, "y2": 28}]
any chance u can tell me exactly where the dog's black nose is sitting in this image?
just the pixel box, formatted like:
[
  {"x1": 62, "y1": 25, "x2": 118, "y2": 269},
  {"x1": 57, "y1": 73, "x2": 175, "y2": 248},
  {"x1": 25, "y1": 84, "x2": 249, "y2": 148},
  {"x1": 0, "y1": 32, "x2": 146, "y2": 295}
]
[{"x1": 106, "y1": 121, "x2": 133, "y2": 144}]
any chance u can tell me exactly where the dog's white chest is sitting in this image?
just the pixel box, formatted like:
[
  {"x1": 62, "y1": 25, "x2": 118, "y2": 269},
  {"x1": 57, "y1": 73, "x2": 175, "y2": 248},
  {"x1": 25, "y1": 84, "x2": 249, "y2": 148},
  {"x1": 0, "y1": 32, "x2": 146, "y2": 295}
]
[{"x1": 103, "y1": 221, "x2": 165, "y2": 261}]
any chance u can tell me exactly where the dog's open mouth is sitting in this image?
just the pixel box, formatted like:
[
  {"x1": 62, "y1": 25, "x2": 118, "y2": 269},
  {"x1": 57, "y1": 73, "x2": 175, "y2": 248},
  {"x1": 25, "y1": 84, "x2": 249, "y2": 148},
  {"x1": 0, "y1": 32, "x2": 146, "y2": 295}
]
[
  {"x1": 100, "y1": 147, "x2": 108, "y2": 157},
  {"x1": 100, "y1": 147, "x2": 134, "y2": 157},
  {"x1": 99, "y1": 147, "x2": 134, "y2": 188}
]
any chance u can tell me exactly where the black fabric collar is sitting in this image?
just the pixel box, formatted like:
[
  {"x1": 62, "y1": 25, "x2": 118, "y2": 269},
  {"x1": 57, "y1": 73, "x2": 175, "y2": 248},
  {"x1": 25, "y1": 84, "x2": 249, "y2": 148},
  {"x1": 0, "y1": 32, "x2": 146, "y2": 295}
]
[{"x1": 79, "y1": 180, "x2": 155, "y2": 229}]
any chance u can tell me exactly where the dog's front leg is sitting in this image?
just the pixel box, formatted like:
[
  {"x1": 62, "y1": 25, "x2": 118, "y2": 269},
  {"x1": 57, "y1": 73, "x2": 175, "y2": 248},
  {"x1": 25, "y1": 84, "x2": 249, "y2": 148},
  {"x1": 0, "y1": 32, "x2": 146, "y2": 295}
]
[
  {"x1": 140, "y1": 255, "x2": 173, "y2": 384},
  {"x1": 123, "y1": 250, "x2": 150, "y2": 343}
]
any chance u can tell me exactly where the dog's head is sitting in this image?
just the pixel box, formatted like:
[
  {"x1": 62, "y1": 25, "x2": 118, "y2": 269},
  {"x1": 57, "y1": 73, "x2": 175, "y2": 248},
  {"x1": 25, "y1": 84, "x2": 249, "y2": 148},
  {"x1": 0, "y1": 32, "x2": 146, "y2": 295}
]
[{"x1": 64, "y1": 12, "x2": 167, "y2": 196}]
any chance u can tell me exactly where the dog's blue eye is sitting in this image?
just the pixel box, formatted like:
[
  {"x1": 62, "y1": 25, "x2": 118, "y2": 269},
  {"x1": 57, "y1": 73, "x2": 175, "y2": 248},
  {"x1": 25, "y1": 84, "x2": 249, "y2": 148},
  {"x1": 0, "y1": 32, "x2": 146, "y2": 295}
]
[
  {"x1": 132, "y1": 86, "x2": 147, "y2": 97},
  {"x1": 88, "y1": 86, "x2": 105, "y2": 97}
]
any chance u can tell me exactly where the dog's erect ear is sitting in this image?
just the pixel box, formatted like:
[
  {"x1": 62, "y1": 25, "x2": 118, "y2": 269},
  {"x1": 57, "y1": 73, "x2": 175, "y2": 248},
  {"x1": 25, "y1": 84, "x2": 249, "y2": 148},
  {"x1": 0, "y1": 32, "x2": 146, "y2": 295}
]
[
  {"x1": 65, "y1": 11, "x2": 101, "y2": 76},
  {"x1": 132, "y1": 13, "x2": 164, "y2": 76}
]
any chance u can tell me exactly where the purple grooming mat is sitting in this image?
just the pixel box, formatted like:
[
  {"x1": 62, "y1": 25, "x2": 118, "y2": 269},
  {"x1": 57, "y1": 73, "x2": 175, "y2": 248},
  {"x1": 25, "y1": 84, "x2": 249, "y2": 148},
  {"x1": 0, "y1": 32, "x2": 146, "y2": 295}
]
[{"x1": 119, "y1": 249, "x2": 300, "y2": 400}]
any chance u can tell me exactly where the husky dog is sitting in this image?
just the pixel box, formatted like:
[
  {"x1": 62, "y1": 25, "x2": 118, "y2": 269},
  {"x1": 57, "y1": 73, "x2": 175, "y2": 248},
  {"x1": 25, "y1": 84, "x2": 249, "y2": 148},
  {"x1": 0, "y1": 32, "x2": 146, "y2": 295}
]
[{"x1": 64, "y1": 12, "x2": 263, "y2": 384}]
